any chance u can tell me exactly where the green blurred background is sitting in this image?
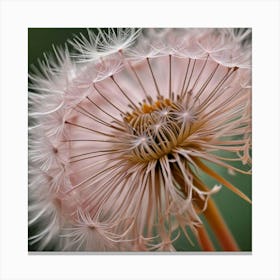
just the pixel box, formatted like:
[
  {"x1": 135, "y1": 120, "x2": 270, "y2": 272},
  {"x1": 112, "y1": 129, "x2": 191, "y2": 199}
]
[{"x1": 28, "y1": 28, "x2": 252, "y2": 252}]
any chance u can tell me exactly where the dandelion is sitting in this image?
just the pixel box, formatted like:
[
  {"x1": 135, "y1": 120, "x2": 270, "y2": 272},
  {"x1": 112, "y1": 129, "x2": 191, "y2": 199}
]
[{"x1": 29, "y1": 28, "x2": 252, "y2": 251}]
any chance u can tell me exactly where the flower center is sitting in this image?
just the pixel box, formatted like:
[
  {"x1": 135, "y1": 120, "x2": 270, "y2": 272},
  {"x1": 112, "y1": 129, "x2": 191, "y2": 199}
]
[{"x1": 124, "y1": 97, "x2": 193, "y2": 162}]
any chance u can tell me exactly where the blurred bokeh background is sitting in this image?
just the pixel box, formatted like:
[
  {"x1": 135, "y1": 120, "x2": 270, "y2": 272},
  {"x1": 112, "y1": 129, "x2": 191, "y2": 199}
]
[{"x1": 28, "y1": 28, "x2": 252, "y2": 252}]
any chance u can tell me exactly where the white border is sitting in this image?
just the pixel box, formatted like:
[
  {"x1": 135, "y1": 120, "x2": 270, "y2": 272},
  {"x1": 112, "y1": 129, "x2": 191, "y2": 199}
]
[{"x1": 0, "y1": 0, "x2": 279, "y2": 279}]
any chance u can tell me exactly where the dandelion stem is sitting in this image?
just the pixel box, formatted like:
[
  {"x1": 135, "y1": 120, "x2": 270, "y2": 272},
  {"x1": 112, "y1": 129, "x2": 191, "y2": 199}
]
[
  {"x1": 202, "y1": 196, "x2": 239, "y2": 251},
  {"x1": 196, "y1": 226, "x2": 215, "y2": 251},
  {"x1": 191, "y1": 168, "x2": 240, "y2": 251}
]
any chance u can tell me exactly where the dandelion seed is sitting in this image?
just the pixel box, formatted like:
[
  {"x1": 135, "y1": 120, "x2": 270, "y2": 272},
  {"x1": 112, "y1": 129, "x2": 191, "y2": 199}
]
[{"x1": 29, "y1": 28, "x2": 252, "y2": 251}]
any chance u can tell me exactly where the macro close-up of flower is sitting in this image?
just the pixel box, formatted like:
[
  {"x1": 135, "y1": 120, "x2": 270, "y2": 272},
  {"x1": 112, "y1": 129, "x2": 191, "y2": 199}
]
[{"x1": 28, "y1": 28, "x2": 252, "y2": 252}]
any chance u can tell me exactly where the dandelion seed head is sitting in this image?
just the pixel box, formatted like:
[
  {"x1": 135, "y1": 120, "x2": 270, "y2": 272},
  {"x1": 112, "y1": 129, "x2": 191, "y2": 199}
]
[{"x1": 29, "y1": 28, "x2": 252, "y2": 251}]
